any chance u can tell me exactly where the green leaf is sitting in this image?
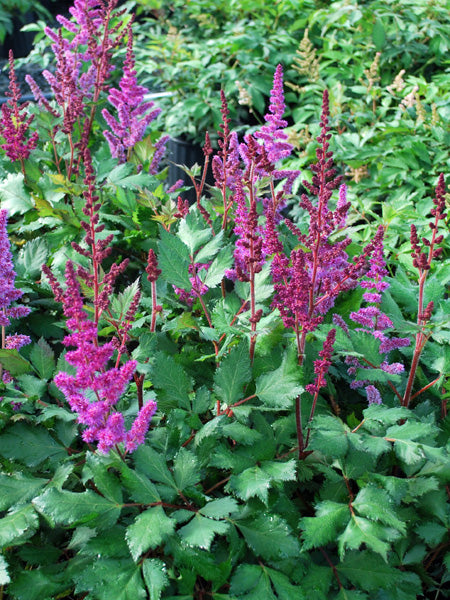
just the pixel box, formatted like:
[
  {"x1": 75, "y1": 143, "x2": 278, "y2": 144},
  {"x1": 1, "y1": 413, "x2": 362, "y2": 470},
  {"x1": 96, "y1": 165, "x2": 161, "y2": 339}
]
[
  {"x1": 300, "y1": 501, "x2": 350, "y2": 550},
  {"x1": 142, "y1": 559, "x2": 169, "y2": 600},
  {"x1": 229, "y1": 466, "x2": 272, "y2": 504},
  {"x1": 199, "y1": 497, "x2": 239, "y2": 519},
  {"x1": 372, "y1": 20, "x2": 386, "y2": 50},
  {"x1": 195, "y1": 229, "x2": 225, "y2": 263},
  {"x1": 84, "y1": 452, "x2": 123, "y2": 504},
  {"x1": 214, "y1": 340, "x2": 252, "y2": 406},
  {"x1": 0, "y1": 555, "x2": 10, "y2": 586},
  {"x1": 29, "y1": 337, "x2": 55, "y2": 380},
  {"x1": 355, "y1": 367, "x2": 402, "y2": 385},
  {"x1": 157, "y1": 226, "x2": 192, "y2": 290},
  {"x1": 266, "y1": 567, "x2": 305, "y2": 600},
  {"x1": 0, "y1": 473, "x2": 47, "y2": 510},
  {"x1": 173, "y1": 447, "x2": 200, "y2": 491},
  {"x1": 237, "y1": 514, "x2": 300, "y2": 560},
  {"x1": 0, "y1": 172, "x2": 33, "y2": 214},
  {"x1": 0, "y1": 504, "x2": 38, "y2": 547},
  {"x1": 16, "y1": 373, "x2": 47, "y2": 398},
  {"x1": 152, "y1": 352, "x2": 192, "y2": 410},
  {"x1": 415, "y1": 521, "x2": 447, "y2": 546},
  {"x1": 201, "y1": 245, "x2": 233, "y2": 288},
  {"x1": 119, "y1": 463, "x2": 161, "y2": 504},
  {"x1": 126, "y1": 507, "x2": 175, "y2": 561},
  {"x1": 17, "y1": 238, "x2": 49, "y2": 279},
  {"x1": 0, "y1": 423, "x2": 66, "y2": 467},
  {"x1": 230, "y1": 564, "x2": 277, "y2": 600},
  {"x1": 33, "y1": 487, "x2": 122, "y2": 530},
  {"x1": 352, "y1": 486, "x2": 406, "y2": 533},
  {"x1": 0, "y1": 349, "x2": 33, "y2": 376},
  {"x1": 178, "y1": 513, "x2": 230, "y2": 550},
  {"x1": 256, "y1": 355, "x2": 303, "y2": 409},
  {"x1": 308, "y1": 416, "x2": 349, "y2": 458},
  {"x1": 177, "y1": 210, "x2": 212, "y2": 255},
  {"x1": 337, "y1": 551, "x2": 399, "y2": 591},
  {"x1": 338, "y1": 515, "x2": 397, "y2": 561},
  {"x1": 133, "y1": 445, "x2": 177, "y2": 491},
  {"x1": 8, "y1": 565, "x2": 67, "y2": 600},
  {"x1": 74, "y1": 557, "x2": 147, "y2": 600}
]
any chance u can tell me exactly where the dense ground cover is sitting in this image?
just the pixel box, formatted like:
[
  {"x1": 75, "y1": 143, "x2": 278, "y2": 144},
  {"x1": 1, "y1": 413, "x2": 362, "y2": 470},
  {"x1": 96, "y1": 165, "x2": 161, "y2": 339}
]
[{"x1": 0, "y1": 1, "x2": 448, "y2": 599}]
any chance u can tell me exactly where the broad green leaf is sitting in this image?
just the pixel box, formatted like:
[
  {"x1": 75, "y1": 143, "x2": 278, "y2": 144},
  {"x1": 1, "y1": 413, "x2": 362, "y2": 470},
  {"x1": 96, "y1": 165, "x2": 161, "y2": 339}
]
[
  {"x1": 415, "y1": 521, "x2": 447, "y2": 546},
  {"x1": 152, "y1": 352, "x2": 192, "y2": 410},
  {"x1": 338, "y1": 515, "x2": 397, "y2": 561},
  {"x1": 236, "y1": 514, "x2": 300, "y2": 560},
  {"x1": 261, "y1": 460, "x2": 297, "y2": 483},
  {"x1": 178, "y1": 513, "x2": 230, "y2": 550},
  {"x1": 267, "y1": 567, "x2": 305, "y2": 600},
  {"x1": 8, "y1": 565, "x2": 67, "y2": 600},
  {"x1": 0, "y1": 423, "x2": 66, "y2": 467},
  {"x1": 352, "y1": 486, "x2": 406, "y2": 533},
  {"x1": 178, "y1": 210, "x2": 212, "y2": 255},
  {"x1": 133, "y1": 445, "x2": 177, "y2": 491},
  {"x1": 0, "y1": 555, "x2": 10, "y2": 585},
  {"x1": 229, "y1": 466, "x2": 272, "y2": 504},
  {"x1": 73, "y1": 557, "x2": 147, "y2": 600},
  {"x1": 221, "y1": 421, "x2": 263, "y2": 445},
  {"x1": 119, "y1": 463, "x2": 161, "y2": 504},
  {"x1": 201, "y1": 245, "x2": 233, "y2": 288},
  {"x1": 84, "y1": 453, "x2": 123, "y2": 504},
  {"x1": 195, "y1": 229, "x2": 225, "y2": 263},
  {"x1": 214, "y1": 340, "x2": 252, "y2": 406},
  {"x1": 142, "y1": 559, "x2": 169, "y2": 600},
  {"x1": 0, "y1": 504, "x2": 38, "y2": 547},
  {"x1": 200, "y1": 497, "x2": 239, "y2": 519},
  {"x1": 0, "y1": 349, "x2": 33, "y2": 376},
  {"x1": 16, "y1": 373, "x2": 47, "y2": 398},
  {"x1": 300, "y1": 501, "x2": 350, "y2": 550},
  {"x1": 355, "y1": 367, "x2": 402, "y2": 385},
  {"x1": 256, "y1": 357, "x2": 303, "y2": 409},
  {"x1": 173, "y1": 447, "x2": 200, "y2": 491},
  {"x1": 110, "y1": 278, "x2": 141, "y2": 320},
  {"x1": 230, "y1": 564, "x2": 277, "y2": 600},
  {"x1": 386, "y1": 421, "x2": 435, "y2": 442},
  {"x1": 17, "y1": 238, "x2": 49, "y2": 279},
  {"x1": 0, "y1": 473, "x2": 47, "y2": 510},
  {"x1": 126, "y1": 507, "x2": 175, "y2": 560},
  {"x1": 78, "y1": 525, "x2": 130, "y2": 558},
  {"x1": 0, "y1": 172, "x2": 33, "y2": 214},
  {"x1": 337, "y1": 551, "x2": 399, "y2": 591},
  {"x1": 157, "y1": 226, "x2": 192, "y2": 290},
  {"x1": 308, "y1": 416, "x2": 349, "y2": 458},
  {"x1": 33, "y1": 487, "x2": 122, "y2": 529}
]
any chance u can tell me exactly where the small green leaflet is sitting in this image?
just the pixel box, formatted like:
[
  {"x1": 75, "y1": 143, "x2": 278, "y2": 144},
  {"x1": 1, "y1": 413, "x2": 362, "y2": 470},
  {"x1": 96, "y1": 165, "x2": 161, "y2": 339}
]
[
  {"x1": 17, "y1": 238, "x2": 49, "y2": 279},
  {"x1": 177, "y1": 210, "x2": 212, "y2": 255},
  {"x1": 337, "y1": 551, "x2": 400, "y2": 591},
  {"x1": 119, "y1": 463, "x2": 161, "y2": 504},
  {"x1": 0, "y1": 473, "x2": 47, "y2": 511},
  {"x1": 73, "y1": 557, "x2": 147, "y2": 600},
  {"x1": 229, "y1": 460, "x2": 296, "y2": 505},
  {"x1": 126, "y1": 507, "x2": 175, "y2": 561},
  {"x1": 255, "y1": 354, "x2": 303, "y2": 409},
  {"x1": 0, "y1": 172, "x2": 33, "y2": 215},
  {"x1": 201, "y1": 245, "x2": 233, "y2": 288},
  {"x1": 300, "y1": 501, "x2": 350, "y2": 550},
  {"x1": 152, "y1": 352, "x2": 192, "y2": 411},
  {"x1": 29, "y1": 337, "x2": 55, "y2": 380},
  {"x1": 338, "y1": 515, "x2": 400, "y2": 561},
  {"x1": 173, "y1": 447, "x2": 200, "y2": 491},
  {"x1": 200, "y1": 498, "x2": 239, "y2": 519}
]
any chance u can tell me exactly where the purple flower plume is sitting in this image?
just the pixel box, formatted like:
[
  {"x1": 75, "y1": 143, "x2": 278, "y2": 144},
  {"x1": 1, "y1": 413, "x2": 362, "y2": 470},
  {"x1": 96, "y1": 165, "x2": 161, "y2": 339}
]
[
  {"x1": 0, "y1": 51, "x2": 38, "y2": 163},
  {"x1": 102, "y1": 25, "x2": 163, "y2": 162}
]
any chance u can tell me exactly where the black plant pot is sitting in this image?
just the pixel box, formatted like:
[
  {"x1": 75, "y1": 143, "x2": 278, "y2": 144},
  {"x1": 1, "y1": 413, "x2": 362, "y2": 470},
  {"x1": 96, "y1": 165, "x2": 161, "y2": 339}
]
[{"x1": 167, "y1": 136, "x2": 214, "y2": 204}]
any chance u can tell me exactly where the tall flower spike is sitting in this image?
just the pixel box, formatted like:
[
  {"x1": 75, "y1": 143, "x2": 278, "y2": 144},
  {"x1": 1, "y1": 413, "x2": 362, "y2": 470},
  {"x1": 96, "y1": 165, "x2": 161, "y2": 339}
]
[
  {"x1": 102, "y1": 24, "x2": 163, "y2": 162},
  {"x1": 0, "y1": 51, "x2": 38, "y2": 166}
]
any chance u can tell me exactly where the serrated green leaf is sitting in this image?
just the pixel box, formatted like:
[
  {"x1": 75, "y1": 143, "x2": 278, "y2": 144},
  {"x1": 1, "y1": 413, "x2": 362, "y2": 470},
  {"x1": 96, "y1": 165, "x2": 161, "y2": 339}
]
[
  {"x1": 142, "y1": 559, "x2": 169, "y2": 600},
  {"x1": 201, "y1": 245, "x2": 233, "y2": 288},
  {"x1": 214, "y1": 340, "x2": 252, "y2": 406},
  {"x1": 152, "y1": 352, "x2": 192, "y2": 410},
  {"x1": 300, "y1": 501, "x2": 350, "y2": 550},
  {"x1": 0, "y1": 473, "x2": 47, "y2": 510},
  {"x1": 178, "y1": 211, "x2": 212, "y2": 255},
  {"x1": 178, "y1": 513, "x2": 230, "y2": 550},
  {"x1": 415, "y1": 521, "x2": 447, "y2": 546},
  {"x1": 229, "y1": 466, "x2": 272, "y2": 504},
  {"x1": 157, "y1": 226, "x2": 192, "y2": 289},
  {"x1": 236, "y1": 514, "x2": 300, "y2": 560},
  {"x1": 0, "y1": 172, "x2": 33, "y2": 214},
  {"x1": 200, "y1": 497, "x2": 239, "y2": 519},
  {"x1": 126, "y1": 507, "x2": 175, "y2": 560},
  {"x1": 173, "y1": 447, "x2": 200, "y2": 491},
  {"x1": 337, "y1": 551, "x2": 399, "y2": 591},
  {"x1": 352, "y1": 486, "x2": 406, "y2": 533},
  {"x1": 0, "y1": 504, "x2": 38, "y2": 547},
  {"x1": 338, "y1": 515, "x2": 397, "y2": 561},
  {"x1": 33, "y1": 487, "x2": 122, "y2": 529},
  {"x1": 221, "y1": 421, "x2": 262, "y2": 445},
  {"x1": 0, "y1": 349, "x2": 33, "y2": 376},
  {"x1": 267, "y1": 567, "x2": 305, "y2": 600},
  {"x1": 74, "y1": 557, "x2": 147, "y2": 600},
  {"x1": 0, "y1": 423, "x2": 66, "y2": 467},
  {"x1": 16, "y1": 373, "x2": 47, "y2": 397},
  {"x1": 355, "y1": 367, "x2": 402, "y2": 384},
  {"x1": 84, "y1": 452, "x2": 123, "y2": 504},
  {"x1": 309, "y1": 416, "x2": 349, "y2": 458},
  {"x1": 256, "y1": 356, "x2": 303, "y2": 409},
  {"x1": 133, "y1": 445, "x2": 177, "y2": 491},
  {"x1": 195, "y1": 229, "x2": 225, "y2": 263},
  {"x1": 119, "y1": 463, "x2": 161, "y2": 504},
  {"x1": 0, "y1": 555, "x2": 10, "y2": 585},
  {"x1": 8, "y1": 565, "x2": 67, "y2": 600},
  {"x1": 230, "y1": 564, "x2": 277, "y2": 600},
  {"x1": 110, "y1": 278, "x2": 141, "y2": 321}
]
